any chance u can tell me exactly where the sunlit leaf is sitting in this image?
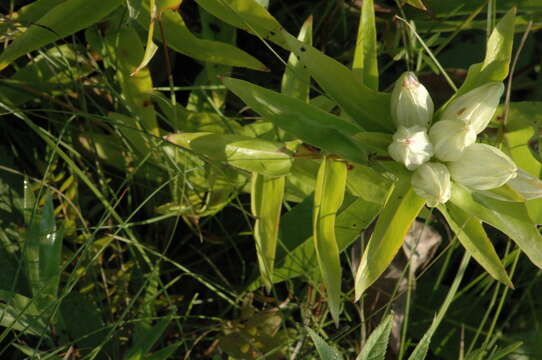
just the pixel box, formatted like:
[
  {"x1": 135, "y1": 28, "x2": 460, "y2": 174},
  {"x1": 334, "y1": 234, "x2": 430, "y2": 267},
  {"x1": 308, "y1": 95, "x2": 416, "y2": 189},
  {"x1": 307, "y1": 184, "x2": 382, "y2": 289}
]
[
  {"x1": 353, "y1": 0, "x2": 379, "y2": 90},
  {"x1": 356, "y1": 314, "x2": 392, "y2": 360},
  {"x1": 313, "y1": 157, "x2": 347, "y2": 326},
  {"x1": 251, "y1": 173, "x2": 285, "y2": 291}
]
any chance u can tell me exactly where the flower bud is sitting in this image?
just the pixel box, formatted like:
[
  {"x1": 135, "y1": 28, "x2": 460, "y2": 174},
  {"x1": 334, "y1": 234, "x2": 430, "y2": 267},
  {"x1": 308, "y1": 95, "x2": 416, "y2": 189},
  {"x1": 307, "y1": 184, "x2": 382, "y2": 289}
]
[
  {"x1": 448, "y1": 143, "x2": 518, "y2": 190},
  {"x1": 391, "y1": 72, "x2": 434, "y2": 128},
  {"x1": 441, "y1": 82, "x2": 504, "y2": 134},
  {"x1": 507, "y1": 169, "x2": 542, "y2": 200},
  {"x1": 411, "y1": 162, "x2": 451, "y2": 206},
  {"x1": 429, "y1": 120, "x2": 477, "y2": 162},
  {"x1": 388, "y1": 126, "x2": 433, "y2": 170}
]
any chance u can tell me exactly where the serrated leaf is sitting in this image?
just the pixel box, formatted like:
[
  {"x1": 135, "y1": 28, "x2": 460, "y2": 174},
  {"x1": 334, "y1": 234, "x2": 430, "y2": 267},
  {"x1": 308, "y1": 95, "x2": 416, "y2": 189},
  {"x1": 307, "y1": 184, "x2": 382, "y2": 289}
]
[
  {"x1": 356, "y1": 314, "x2": 392, "y2": 360},
  {"x1": 251, "y1": 173, "x2": 285, "y2": 291},
  {"x1": 306, "y1": 327, "x2": 344, "y2": 360},
  {"x1": 313, "y1": 157, "x2": 347, "y2": 326}
]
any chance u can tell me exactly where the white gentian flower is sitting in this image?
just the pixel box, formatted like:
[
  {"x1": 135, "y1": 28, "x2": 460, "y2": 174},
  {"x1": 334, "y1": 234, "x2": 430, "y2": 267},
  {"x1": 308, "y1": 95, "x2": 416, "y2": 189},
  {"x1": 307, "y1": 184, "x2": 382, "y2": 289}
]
[
  {"x1": 411, "y1": 162, "x2": 451, "y2": 206},
  {"x1": 507, "y1": 169, "x2": 542, "y2": 200},
  {"x1": 440, "y1": 82, "x2": 504, "y2": 134},
  {"x1": 448, "y1": 143, "x2": 518, "y2": 190},
  {"x1": 429, "y1": 120, "x2": 477, "y2": 162},
  {"x1": 391, "y1": 72, "x2": 434, "y2": 128},
  {"x1": 388, "y1": 126, "x2": 433, "y2": 170}
]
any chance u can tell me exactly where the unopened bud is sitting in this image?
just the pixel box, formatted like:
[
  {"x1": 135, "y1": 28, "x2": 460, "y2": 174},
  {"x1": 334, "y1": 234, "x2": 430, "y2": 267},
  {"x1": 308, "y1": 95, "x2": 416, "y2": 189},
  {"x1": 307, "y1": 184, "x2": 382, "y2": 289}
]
[
  {"x1": 441, "y1": 82, "x2": 504, "y2": 134},
  {"x1": 388, "y1": 126, "x2": 433, "y2": 170},
  {"x1": 411, "y1": 162, "x2": 451, "y2": 207},
  {"x1": 391, "y1": 72, "x2": 434, "y2": 128},
  {"x1": 429, "y1": 120, "x2": 477, "y2": 162},
  {"x1": 448, "y1": 143, "x2": 517, "y2": 190}
]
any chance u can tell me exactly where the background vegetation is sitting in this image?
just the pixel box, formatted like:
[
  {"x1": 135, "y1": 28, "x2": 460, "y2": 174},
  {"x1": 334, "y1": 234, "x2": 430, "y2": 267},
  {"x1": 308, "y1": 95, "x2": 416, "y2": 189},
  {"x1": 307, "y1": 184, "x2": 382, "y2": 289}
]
[{"x1": 0, "y1": 0, "x2": 542, "y2": 359}]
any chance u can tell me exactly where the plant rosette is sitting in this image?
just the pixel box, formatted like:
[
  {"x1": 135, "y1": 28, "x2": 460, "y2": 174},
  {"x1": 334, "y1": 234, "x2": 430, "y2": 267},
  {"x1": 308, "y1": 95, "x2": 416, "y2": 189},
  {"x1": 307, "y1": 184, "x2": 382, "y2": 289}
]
[{"x1": 387, "y1": 72, "x2": 540, "y2": 207}]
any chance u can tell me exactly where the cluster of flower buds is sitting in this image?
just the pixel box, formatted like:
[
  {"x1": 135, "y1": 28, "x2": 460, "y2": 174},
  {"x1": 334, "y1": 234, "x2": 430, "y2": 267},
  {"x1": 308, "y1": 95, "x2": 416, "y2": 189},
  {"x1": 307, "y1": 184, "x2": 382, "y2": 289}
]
[{"x1": 388, "y1": 72, "x2": 521, "y2": 207}]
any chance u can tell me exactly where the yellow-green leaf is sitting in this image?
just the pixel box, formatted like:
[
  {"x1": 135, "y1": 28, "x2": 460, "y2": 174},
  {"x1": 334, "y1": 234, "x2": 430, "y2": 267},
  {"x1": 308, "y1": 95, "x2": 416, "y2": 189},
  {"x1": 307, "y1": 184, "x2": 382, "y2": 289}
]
[
  {"x1": 251, "y1": 173, "x2": 285, "y2": 292},
  {"x1": 355, "y1": 170, "x2": 425, "y2": 300},
  {"x1": 281, "y1": 16, "x2": 312, "y2": 101},
  {"x1": 439, "y1": 203, "x2": 513, "y2": 287},
  {"x1": 313, "y1": 157, "x2": 347, "y2": 326},
  {"x1": 353, "y1": 0, "x2": 378, "y2": 90},
  {"x1": 166, "y1": 132, "x2": 293, "y2": 176}
]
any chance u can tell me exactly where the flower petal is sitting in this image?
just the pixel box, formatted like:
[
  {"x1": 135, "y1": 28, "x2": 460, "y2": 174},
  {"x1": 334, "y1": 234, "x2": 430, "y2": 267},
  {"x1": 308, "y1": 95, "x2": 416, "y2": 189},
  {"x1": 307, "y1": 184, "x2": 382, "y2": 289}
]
[{"x1": 391, "y1": 72, "x2": 434, "y2": 128}]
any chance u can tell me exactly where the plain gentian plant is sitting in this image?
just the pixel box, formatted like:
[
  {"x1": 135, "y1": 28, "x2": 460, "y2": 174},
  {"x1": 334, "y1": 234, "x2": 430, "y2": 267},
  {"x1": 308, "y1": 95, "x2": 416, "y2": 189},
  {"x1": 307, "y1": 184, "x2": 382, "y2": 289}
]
[{"x1": 387, "y1": 72, "x2": 522, "y2": 207}]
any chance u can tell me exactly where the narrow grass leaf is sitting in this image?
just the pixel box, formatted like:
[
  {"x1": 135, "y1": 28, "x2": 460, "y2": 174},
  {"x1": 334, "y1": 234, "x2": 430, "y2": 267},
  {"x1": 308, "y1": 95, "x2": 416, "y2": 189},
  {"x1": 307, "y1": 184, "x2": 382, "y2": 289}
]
[
  {"x1": 439, "y1": 203, "x2": 513, "y2": 287},
  {"x1": 0, "y1": 0, "x2": 122, "y2": 71},
  {"x1": 450, "y1": 183, "x2": 542, "y2": 270},
  {"x1": 356, "y1": 314, "x2": 392, "y2": 360},
  {"x1": 222, "y1": 77, "x2": 368, "y2": 164},
  {"x1": 353, "y1": 0, "x2": 379, "y2": 90},
  {"x1": 124, "y1": 313, "x2": 174, "y2": 360},
  {"x1": 166, "y1": 132, "x2": 293, "y2": 176},
  {"x1": 407, "y1": 252, "x2": 471, "y2": 360},
  {"x1": 355, "y1": 171, "x2": 425, "y2": 300},
  {"x1": 313, "y1": 157, "x2": 347, "y2": 326},
  {"x1": 281, "y1": 16, "x2": 312, "y2": 101},
  {"x1": 131, "y1": 0, "x2": 160, "y2": 76},
  {"x1": 282, "y1": 32, "x2": 393, "y2": 132},
  {"x1": 251, "y1": 173, "x2": 285, "y2": 291},
  {"x1": 306, "y1": 327, "x2": 344, "y2": 360}
]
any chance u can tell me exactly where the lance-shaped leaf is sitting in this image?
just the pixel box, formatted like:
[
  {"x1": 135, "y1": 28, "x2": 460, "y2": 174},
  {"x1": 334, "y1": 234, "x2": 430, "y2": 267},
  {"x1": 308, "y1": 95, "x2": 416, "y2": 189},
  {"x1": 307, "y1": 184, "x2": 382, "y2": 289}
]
[
  {"x1": 251, "y1": 173, "x2": 285, "y2": 292},
  {"x1": 439, "y1": 203, "x2": 513, "y2": 287},
  {"x1": 281, "y1": 16, "x2": 312, "y2": 102},
  {"x1": 450, "y1": 183, "x2": 542, "y2": 269},
  {"x1": 166, "y1": 132, "x2": 293, "y2": 176},
  {"x1": 194, "y1": 0, "x2": 289, "y2": 48},
  {"x1": 353, "y1": 0, "x2": 378, "y2": 90},
  {"x1": 137, "y1": 0, "x2": 267, "y2": 70},
  {"x1": 0, "y1": 0, "x2": 122, "y2": 71},
  {"x1": 306, "y1": 327, "x2": 344, "y2": 360},
  {"x1": 282, "y1": 32, "x2": 393, "y2": 132},
  {"x1": 355, "y1": 169, "x2": 425, "y2": 300},
  {"x1": 222, "y1": 77, "x2": 368, "y2": 164},
  {"x1": 446, "y1": 8, "x2": 515, "y2": 100},
  {"x1": 313, "y1": 157, "x2": 347, "y2": 326}
]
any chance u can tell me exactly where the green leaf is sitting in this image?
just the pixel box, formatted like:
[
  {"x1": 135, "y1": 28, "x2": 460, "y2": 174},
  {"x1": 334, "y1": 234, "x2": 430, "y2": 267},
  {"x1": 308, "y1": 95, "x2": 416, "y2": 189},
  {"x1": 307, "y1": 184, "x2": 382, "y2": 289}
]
[
  {"x1": 194, "y1": 0, "x2": 289, "y2": 48},
  {"x1": 355, "y1": 171, "x2": 425, "y2": 300},
  {"x1": 313, "y1": 157, "x2": 347, "y2": 326},
  {"x1": 251, "y1": 173, "x2": 285, "y2": 291},
  {"x1": 306, "y1": 327, "x2": 344, "y2": 360},
  {"x1": 356, "y1": 314, "x2": 392, "y2": 360},
  {"x1": 246, "y1": 164, "x2": 391, "y2": 289},
  {"x1": 450, "y1": 8, "x2": 516, "y2": 98},
  {"x1": 222, "y1": 77, "x2": 368, "y2": 164},
  {"x1": 101, "y1": 25, "x2": 159, "y2": 136},
  {"x1": 0, "y1": 290, "x2": 48, "y2": 336},
  {"x1": 281, "y1": 16, "x2": 312, "y2": 101},
  {"x1": 24, "y1": 192, "x2": 63, "y2": 319},
  {"x1": 353, "y1": 0, "x2": 378, "y2": 90},
  {"x1": 408, "y1": 252, "x2": 471, "y2": 360},
  {"x1": 439, "y1": 203, "x2": 513, "y2": 287},
  {"x1": 137, "y1": 0, "x2": 267, "y2": 70},
  {"x1": 166, "y1": 132, "x2": 293, "y2": 176},
  {"x1": 405, "y1": 0, "x2": 427, "y2": 10},
  {"x1": 450, "y1": 183, "x2": 542, "y2": 269},
  {"x1": 124, "y1": 313, "x2": 174, "y2": 360},
  {"x1": 282, "y1": 33, "x2": 393, "y2": 132},
  {"x1": 146, "y1": 342, "x2": 183, "y2": 360},
  {"x1": 0, "y1": 0, "x2": 122, "y2": 71}
]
